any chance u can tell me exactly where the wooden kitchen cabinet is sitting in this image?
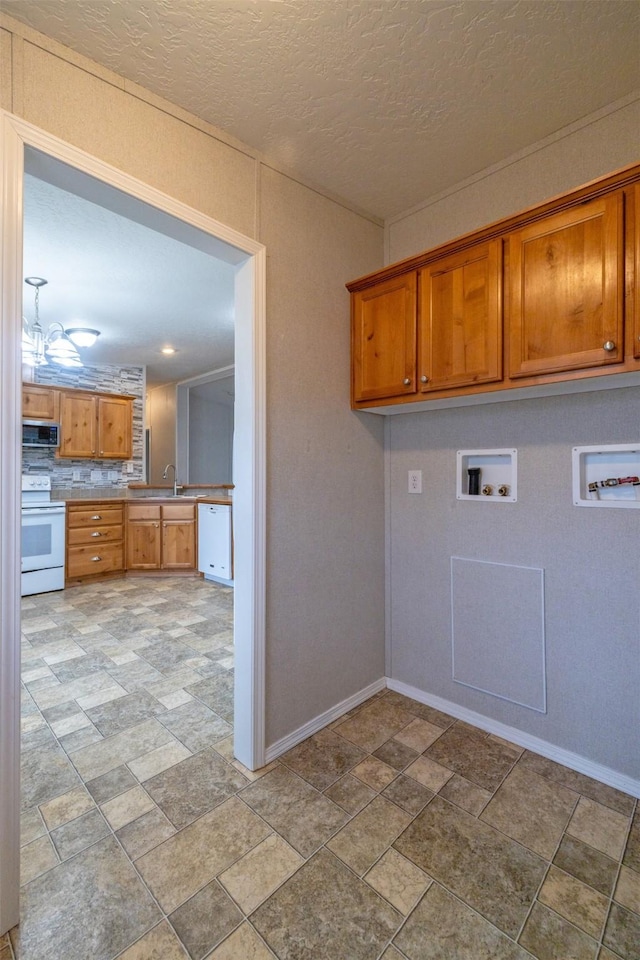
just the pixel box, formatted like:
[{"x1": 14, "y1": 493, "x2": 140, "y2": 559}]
[
  {"x1": 348, "y1": 163, "x2": 640, "y2": 410},
  {"x1": 126, "y1": 501, "x2": 196, "y2": 572},
  {"x1": 419, "y1": 240, "x2": 501, "y2": 392},
  {"x1": 351, "y1": 272, "x2": 417, "y2": 402},
  {"x1": 126, "y1": 503, "x2": 162, "y2": 570},
  {"x1": 58, "y1": 390, "x2": 133, "y2": 459},
  {"x1": 22, "y1": 383, "x2": 59, "y2": 421},
  {"x1": 66, "y1": 501, "x2": 124, "y2": 584},
  {"x1": 508, "y1": 192, "x2": 624, "y2": 378}
]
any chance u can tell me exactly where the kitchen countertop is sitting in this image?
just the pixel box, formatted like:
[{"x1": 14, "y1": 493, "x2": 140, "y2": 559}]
[{"x1": 62, "y1": 495, "x2": 233, "y2": 506}]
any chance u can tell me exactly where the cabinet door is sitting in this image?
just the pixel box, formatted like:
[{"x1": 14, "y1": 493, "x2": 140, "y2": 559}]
[
  {"x1": 98, "y1": 396, "x2": 132, "y2": 459},
  {"x1": 635, "y1": 185, "x2": 640, "y2": 361},
  {"x1": 419, "y1": 240, "x2": 501, "y2": 392},
  {"x1": 59, "y1": 394, "x2": 97, "y2": 458},
  {"x1": 162, "y1": 520, "x2": 196, "y2": 569},
  {"x1": 22, "y1": 384, "x2": 59, "y2": 421},
  {"x1": 508, "y1": 193, "x2": 624, "y2": 378},
  {"x1": 126, "y1": 520, "x2": 161, "y2": 569},
  {"x1": 352, "y1": 273, "x2": 417, "y2": 402}
]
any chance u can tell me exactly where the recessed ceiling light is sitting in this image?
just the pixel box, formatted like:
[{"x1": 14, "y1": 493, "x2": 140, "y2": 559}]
[{"x1": 161, "y1": 346, "x2": 176, "y2": 355}]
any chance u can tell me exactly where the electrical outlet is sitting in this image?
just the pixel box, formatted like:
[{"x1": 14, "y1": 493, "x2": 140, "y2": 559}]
[
  {"x1": 126, "y1": 461, "x2": 134, "y2": 474},
  {"x1": 72, "y1": 470, "x2": 81, "y2": 482},
  {"x1": 408, "y1": 470, "x2": 422, "y2": 494}
]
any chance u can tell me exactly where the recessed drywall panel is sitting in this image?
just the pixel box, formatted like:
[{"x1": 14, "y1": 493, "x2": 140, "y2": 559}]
[{"x1": 451, "y1": 558, "x2": 546, "y2": 712}]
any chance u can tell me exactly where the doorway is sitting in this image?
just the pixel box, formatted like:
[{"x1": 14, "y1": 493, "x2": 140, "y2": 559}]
[{"x1": 0, "y1": 111, "x2": 266, "y2": 935}]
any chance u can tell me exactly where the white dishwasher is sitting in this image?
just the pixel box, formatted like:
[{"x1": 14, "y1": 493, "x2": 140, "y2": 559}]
[{"x1": 198, "y1": 503, "x2": 233, "y2": 585}]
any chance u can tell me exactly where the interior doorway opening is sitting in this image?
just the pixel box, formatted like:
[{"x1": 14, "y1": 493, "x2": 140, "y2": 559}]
[{"x1": 0, "y1": 112, "x2": 266, "y2": 936}]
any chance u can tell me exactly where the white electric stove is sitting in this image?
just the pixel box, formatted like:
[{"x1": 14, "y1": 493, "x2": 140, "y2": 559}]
[{"x1": 21, "y1": 475, "x2": 66, "y2": 596}]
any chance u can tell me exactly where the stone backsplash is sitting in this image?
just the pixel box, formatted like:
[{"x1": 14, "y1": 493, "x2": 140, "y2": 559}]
[{"x1": 23, "y1": 363, "x2": 145, "y2": 492}]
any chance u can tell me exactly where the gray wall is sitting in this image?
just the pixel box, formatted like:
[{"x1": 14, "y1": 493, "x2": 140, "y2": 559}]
[
  {"x1": 388, "y1": 390, "x2": 639, "y2": 778},
  {"x1": 386, "y1": 97, "x2": 640, "y2": 779},
  {"x1": 188, "y1": 378, "x2": 234, "y2": 485}
]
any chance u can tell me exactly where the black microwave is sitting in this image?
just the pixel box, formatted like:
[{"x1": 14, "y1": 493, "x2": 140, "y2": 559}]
[{"x1": 22, "y1": 420, "x2": 60, "y2": 448}]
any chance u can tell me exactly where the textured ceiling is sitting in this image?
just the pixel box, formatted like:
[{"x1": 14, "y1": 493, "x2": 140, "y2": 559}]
[
  {"x1": 5, "y1": 0, "x2": 640, "y2": 218},
  {"x1": 23, "y1": 174, "x2": 236, "y2": 387}
]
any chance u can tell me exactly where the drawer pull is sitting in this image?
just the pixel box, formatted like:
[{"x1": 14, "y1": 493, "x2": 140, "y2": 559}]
[
  {"x1": 91, "y1": 515, "x2": 102, "y2": 521},
  {"x1": 91, "y1": 556, "x2": 102, "y2": 562},
  {"x1": 91, "y1": 531, "x2": 103, "y2": 537}
]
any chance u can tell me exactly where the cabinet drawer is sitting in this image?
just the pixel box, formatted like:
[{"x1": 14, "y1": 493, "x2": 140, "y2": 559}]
[
  {"x1": 67, "y1": 524, "x2": 123, "y2": 546},
  {"x1": 127, "y1": 503, "x2": 161, "y2": 520},
  {"x1": 67, "y1": 543, "x2": 124, "y2": 579},
  {"x1": 162, "y1": 503, "x2": 195, "y2": 520},
  {"x1": 68, "y1": 505, "x2": 123, "y2": 527}
]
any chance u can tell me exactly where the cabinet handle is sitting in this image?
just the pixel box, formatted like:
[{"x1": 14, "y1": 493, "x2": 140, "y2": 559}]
[
  {"x1": 100, "y1": 451, "x2": 104, "y2": 455},
  {"x1": 91, "y1": 556, "x2": 102, "y2": 562},
  {"x1": 420, "y1": 375, "x2": 429, "y2": 383},
  {"x1": 155, "y1": 523, "x2": 159, "y2": 528},
  {"x1": 603, "y1": 341, "x2": 616, "y2": 352},
  {"x1": 403, "y1": 378, "x2": 411, "y2": 386},
  {"x1": 91, "y1": 532, "x2": 102, "y2": 537},
  {"x1": 91, "y1": 515, "x2": 102, "y2": 520}
]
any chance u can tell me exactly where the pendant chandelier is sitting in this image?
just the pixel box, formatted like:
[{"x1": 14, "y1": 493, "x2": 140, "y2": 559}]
[{"x1": 22, "y1": 277, "x2": 84, "y2": 368}]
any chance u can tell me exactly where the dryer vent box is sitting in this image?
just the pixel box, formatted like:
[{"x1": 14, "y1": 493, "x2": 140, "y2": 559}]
[{"x1": 572, "y1": 444, "x2": 640, "y2": 508}]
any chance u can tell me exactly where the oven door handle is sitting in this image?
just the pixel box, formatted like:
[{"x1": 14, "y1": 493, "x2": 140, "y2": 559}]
[{"x1": 21, "y1": 507, "x2": 66, "y2": 516}]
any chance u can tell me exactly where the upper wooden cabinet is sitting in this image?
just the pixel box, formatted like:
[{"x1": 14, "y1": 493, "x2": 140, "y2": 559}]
[
  {"x1": 419, "y1": 240, "x2": 501, "y2": 392},
  {"x1": 348, "y1": 163, "x2": 640, "y2": 410},
  {"x1": 508, "y1": 193, "x2": 624, "y2": 378},
  {"x1": 58, "y1": 391, "x2": 133, "y2": 459},
  {"x1": 351, "y1": 272, "x2": 417, "y2": 402},
  {"x1": 22, "y1": 383, "x2": 59, "y2": 421}
]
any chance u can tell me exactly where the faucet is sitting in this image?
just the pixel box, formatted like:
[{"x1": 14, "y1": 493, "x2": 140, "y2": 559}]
[{"x1": 162, "y1": 463, "x2": 181, "y2": 497}]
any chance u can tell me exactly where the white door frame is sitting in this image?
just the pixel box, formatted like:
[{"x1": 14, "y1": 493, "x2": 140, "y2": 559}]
[{"x1": 0, "y1": 111, "x2": 267, "y2": 935}]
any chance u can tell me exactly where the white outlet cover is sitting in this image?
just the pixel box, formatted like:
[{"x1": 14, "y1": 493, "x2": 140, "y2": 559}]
[{"x1": 408, "y1": 470, "x2": 422, "y2": 494}]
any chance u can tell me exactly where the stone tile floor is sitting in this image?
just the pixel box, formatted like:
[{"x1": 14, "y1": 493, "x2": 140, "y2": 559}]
[{"x1": 2, "y1": 577, "x2": 638, "y2": 959}]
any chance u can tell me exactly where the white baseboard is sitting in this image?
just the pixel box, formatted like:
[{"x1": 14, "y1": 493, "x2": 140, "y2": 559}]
[
  {"x1": 388, "y1": 678, "x2": 640, "y2": 801},
  {"x1": 264, "y1": 677, "x2": 387, "y2": 764}
]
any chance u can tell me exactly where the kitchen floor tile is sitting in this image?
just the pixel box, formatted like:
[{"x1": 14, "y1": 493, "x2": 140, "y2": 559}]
[
  {"x1": 279, "y1": 729, "x2": 366, "y2": 790},
  {"x1": 567, "y1": 797, "x2": 630, "y2": 860},
  {"x1": 519, "y1": 901, "x2": 599, "y2": 960},
  {"x1": 144, "y1": 748, "x2": 247, "y2": 828},
  {"x1": 538, "y1": 864, "x2": 610, "y2": 939},
  {"x1": 364, "y1": 847, "x2": 431, "y2": 914},
  {"x1": 169, "y1": 880, "x2": 242, "y2": 960},
  {"x1": 207, "y1": 923, "x2": 276, "y2": 959},
  {"x1": 394, "y1": 882, "x2": 531, "y2": 959},
  {"x1": 12, "y1": 836, "x2": 161, "y2": 960},
  {"x1": 219, "y1": 834, "x2": 304, "y2": 914},
  {"x1": 252, "y1": 847, "x2": 401, "y2": 960},
  {"x1": 481, "y1": 764, "x2": 578, "y2": 858},
  {"x1": 17, "y1": 581, "x2": 636, "y2": 960},
  {"x1": 136, "y1": 796, "x2": 270, "y2": 912},
  {"x1": 327, "y1": 795, "x2": 412, "y2": 876},
  {"x1": 241, "y1": 765, "x2": 349, "y2": 858},
  {"x1": 395, "y1": 796, "x2": 546, "y2": 938}
]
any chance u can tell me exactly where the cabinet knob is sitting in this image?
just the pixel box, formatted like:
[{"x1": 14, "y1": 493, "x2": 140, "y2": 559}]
[
  {"x1": 603, "y1": 341, "x2": 616, "y2": 352},
  {"x1": 100, "y1": 451, "x2": 104, "y2": 455},
  {"x1": 403, "y1": 378, "x2": 411, "y2": 386},
  {"x1": 91, "y1": 556, "x2": 102, "y2": 562},
  {"x1": 91, "y1": 515, "x2": 102, "y2": 521},
  {"x1": 420, "y1": 375, "x2": 429, "y2": 383},
  {"x1": 91, "y1": 531, "x2": 102, "y2": 537},
  {"x1": 155, "y1": 523, "x2": 159, "y2": 528}
]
